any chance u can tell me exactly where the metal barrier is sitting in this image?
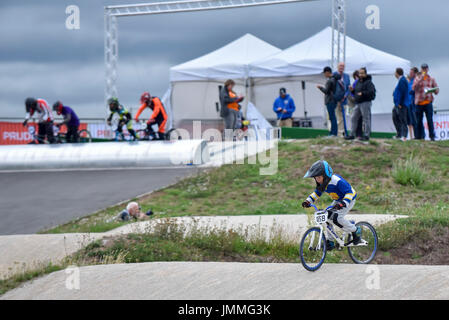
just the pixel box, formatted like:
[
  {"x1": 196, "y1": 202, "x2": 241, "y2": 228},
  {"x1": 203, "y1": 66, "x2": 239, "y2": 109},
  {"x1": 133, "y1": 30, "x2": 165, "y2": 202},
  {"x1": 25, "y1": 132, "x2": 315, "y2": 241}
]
[{"x1": 0, "y1": 140, "x2": 209, "y2": 170}]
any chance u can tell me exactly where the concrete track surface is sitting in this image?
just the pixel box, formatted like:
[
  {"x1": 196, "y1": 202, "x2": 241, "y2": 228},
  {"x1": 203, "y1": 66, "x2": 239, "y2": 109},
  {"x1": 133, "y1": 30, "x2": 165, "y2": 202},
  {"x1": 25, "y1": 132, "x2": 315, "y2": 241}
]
[
  {"x1": 2, "y1": 262, "x2": 449, "y2": 300},
  {"x1": 0, "y1": 214, "x2": 405, "y2": 279}
]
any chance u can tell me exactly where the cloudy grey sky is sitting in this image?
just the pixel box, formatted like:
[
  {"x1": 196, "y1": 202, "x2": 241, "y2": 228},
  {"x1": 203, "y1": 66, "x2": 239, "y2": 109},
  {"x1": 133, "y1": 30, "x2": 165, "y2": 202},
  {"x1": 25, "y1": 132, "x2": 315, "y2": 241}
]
[{"x1": 1, "y1": 0, "x2": 448, "y2": 118}]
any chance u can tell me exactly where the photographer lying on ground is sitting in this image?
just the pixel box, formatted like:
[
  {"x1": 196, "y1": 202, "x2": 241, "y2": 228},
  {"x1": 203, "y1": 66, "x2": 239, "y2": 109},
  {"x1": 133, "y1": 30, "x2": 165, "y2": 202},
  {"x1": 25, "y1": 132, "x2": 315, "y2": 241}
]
[{"x1": 116, "y1": 202, "x2": 154, "y2": 221}]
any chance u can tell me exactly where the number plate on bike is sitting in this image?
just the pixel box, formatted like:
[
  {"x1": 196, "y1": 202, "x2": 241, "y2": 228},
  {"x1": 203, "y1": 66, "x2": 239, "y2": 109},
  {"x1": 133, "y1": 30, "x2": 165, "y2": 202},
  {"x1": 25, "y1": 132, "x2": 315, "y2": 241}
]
[{"x1": 315, "y1": 213, "x2": 328, "y2": 224}]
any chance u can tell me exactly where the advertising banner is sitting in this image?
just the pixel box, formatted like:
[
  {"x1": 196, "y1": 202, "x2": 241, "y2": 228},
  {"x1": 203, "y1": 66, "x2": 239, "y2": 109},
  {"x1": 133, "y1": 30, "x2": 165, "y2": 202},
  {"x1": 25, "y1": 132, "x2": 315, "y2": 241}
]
[
  {"x1": 0, "y1": 122, "x2": 87, "y2": 145},
  {"x1": 87, "y1": 122, "x2": 147, "y2": 140},
  {"x1": 424, "y1": 112, "x2": 449, "y2": 141},
  {"x1": 0, "y1": 122, "x2": 37, "y2": 145}
]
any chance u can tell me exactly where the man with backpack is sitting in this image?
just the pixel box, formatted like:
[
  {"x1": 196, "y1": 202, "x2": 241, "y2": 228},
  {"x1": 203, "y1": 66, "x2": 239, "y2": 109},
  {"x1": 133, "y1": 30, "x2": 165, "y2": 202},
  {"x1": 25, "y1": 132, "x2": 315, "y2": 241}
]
[
  {"x1": 345, "y1": 67, "x2": 376, "y2": 142},
  {"x1": 317, "y1": 66, "x2": 342, "y2": 138}
]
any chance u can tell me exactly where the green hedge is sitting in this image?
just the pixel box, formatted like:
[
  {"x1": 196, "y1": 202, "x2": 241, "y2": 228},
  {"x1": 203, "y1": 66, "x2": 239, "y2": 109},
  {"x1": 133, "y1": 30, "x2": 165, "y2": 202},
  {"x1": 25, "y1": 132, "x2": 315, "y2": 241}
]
[{"x1": 281, "y1": 127, "x2": 395, "y2": 140}]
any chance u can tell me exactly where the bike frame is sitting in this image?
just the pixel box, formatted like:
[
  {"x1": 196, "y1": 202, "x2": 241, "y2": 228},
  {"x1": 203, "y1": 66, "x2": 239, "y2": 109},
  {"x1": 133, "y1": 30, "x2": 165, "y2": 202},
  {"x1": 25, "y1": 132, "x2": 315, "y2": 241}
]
[
  {"x1": 309, "y1": 203, "x2": 367, "y2": 250},
  {"x1": 27, "y1": 124, "x2": 47, "y2": 144}
]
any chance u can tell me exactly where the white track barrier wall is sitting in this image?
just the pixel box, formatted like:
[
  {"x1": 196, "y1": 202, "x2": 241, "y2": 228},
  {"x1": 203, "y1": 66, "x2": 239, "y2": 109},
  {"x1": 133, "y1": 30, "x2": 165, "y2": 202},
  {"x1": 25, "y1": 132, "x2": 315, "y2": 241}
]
[{"x1": 0, "y1": 140, "x2": 209, "y2": 170}]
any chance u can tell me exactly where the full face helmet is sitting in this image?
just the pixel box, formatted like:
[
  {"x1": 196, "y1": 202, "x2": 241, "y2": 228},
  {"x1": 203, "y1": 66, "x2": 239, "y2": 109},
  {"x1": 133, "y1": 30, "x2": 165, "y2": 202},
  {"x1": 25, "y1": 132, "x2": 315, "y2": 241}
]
[
  {"x1": 304, "y1": 160, "x2": 333, "y2": 192},
  {"x1": 52, "y1": 101, "x2": 64, "y2": 115},
  {"x1": 25, "y1": 97, "x2": 37, "y2": 113},
  {"x1": 108, "y1": 97, "x2": 119, "y2": 112},
  {"x1": 140, "y1": 92, "x2": 152, "y2": 105}
]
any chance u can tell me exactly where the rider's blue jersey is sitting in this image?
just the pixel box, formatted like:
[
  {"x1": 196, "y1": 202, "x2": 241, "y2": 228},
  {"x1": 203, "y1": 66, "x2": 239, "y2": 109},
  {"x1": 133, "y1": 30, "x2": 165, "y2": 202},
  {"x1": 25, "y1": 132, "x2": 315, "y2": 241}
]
[{"x1": 307, "y1": 174, "x2": 357, "y2": 205}]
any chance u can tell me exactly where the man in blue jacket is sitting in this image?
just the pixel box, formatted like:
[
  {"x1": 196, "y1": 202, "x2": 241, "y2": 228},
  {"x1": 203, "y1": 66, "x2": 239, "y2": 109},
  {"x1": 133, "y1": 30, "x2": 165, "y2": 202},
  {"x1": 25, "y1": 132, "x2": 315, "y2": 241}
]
[
  {"x1": 273, "y1": 88, "x2": 296, "y2": 127},
  {"x1": 392, "y1": 68, "x2": 409, "y2": 141}
]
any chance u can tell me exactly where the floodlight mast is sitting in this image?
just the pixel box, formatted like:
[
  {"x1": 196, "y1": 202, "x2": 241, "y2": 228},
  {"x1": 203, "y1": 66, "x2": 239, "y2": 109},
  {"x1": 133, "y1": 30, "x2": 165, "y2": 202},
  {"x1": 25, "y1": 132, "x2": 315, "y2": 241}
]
[
  {"x1": 104, "y1": 0, "x2": 346, "y2": 113},
  {"x1": 331, "y1": 0, "x2": 346, "y2": 69}
]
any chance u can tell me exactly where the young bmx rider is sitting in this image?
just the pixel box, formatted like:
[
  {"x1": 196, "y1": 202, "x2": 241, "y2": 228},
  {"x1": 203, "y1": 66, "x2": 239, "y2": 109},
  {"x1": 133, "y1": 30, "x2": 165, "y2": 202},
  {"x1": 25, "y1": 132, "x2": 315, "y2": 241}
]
[{"x1": 302, "y1": 160, "x2": 361, "y2": 250}]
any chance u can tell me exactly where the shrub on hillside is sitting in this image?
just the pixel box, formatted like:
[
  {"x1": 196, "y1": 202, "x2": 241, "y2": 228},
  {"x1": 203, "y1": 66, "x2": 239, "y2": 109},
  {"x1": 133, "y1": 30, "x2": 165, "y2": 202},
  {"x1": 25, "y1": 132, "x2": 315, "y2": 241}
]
[{"x1": 392, "y1": 157, "x2": 425, "y2": 186}]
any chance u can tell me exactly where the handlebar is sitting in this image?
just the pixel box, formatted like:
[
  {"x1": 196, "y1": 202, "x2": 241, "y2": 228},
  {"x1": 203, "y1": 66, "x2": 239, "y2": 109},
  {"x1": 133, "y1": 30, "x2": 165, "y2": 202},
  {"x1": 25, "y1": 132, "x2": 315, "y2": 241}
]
[{"x1": 310, "y1": 203, "x2": 333, "y2": 212}]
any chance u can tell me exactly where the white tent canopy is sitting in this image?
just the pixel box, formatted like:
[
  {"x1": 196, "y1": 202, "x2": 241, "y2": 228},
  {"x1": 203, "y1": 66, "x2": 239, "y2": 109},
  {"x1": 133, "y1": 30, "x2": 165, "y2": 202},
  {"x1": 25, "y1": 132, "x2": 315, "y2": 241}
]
[
  {"x1": 169, "y1": 34, "x2": 281, "y2": 126},
  {"x1": 170, "y1": 33, "x2": 281, "y2": 82},
  {"x1": 249, "y1": 27, "x2": 411, "y2": 77},
  {"x1": 247, "y1": 27, "x2": 411, "y2": 120},
  {"x1": 169, "y1": 28, "x2": 411, "y2": 128}
]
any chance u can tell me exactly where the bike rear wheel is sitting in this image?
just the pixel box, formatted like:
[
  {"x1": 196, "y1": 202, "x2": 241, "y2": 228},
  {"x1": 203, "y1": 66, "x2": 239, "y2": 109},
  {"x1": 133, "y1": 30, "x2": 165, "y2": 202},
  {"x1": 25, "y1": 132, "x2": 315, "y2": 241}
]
[
  {"x1": 167, "y1": 128, "x2": 183, "y2": 140},
  {"x1": 299, "y1": 227, "x2": 327, "y2": 272},
  {"x1": 136, "y1": 129, "x2": 150, "y2": 141},
  {"x1": 347, "y1": 221, "x2": 378, "y2": 264},
  {"x1": 78, "y1": 129, "x2": 92, "y2": 143}
]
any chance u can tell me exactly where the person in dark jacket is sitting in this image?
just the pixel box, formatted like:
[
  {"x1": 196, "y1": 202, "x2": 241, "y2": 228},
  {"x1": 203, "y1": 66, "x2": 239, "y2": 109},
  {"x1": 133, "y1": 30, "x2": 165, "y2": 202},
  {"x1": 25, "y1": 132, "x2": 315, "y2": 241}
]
[
  {"x1": 317, "y1": 66, "x2": 339, "y2": 137},
  {"x1": 345, "y1": 67, "x2": 376, "y2": 141},
  {"x1": 392, "y1": 68, "x2": 409, "y2": 141},
  {"x1": 348, "y1": 70, "x2": 363, "y2": 139},
  {"x1": 273, "y1": 88, "x2": 296, "y2": 127},
  {"x1": 219, "y1": 79, "x2": 244, "y2": 133}
]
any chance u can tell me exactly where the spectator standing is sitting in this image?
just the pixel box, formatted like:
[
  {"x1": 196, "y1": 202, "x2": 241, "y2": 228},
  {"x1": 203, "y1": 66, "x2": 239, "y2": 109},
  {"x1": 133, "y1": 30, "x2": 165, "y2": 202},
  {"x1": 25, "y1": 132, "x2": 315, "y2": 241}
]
[
  {"x1": 317, "y1": 66, "x2": 339, "y2": 137},
  {"x1": 347, "y1": 71, "x2": 363, "y2": 139},
  {"x1": 413, "y1": 63, "x2": 439, "y2": 141},
  {"x1": 392, "y1": 68, "x2": 409, "y2": 141},
  {"x1": 345, "y1": 67, "x2": 376, "y2": 142},
  {"x1": 219, "y1": 80, "x2": 244, "y2": 132},
  {"x1": 273, "y1": 88, "x2": 296, "y2": 128},
  {"x1": 407, "y1": 67, "x2": 419, "y2": 139},
  {"x1": 333, "y1": 62, "x2": 351, "y2": 137}
]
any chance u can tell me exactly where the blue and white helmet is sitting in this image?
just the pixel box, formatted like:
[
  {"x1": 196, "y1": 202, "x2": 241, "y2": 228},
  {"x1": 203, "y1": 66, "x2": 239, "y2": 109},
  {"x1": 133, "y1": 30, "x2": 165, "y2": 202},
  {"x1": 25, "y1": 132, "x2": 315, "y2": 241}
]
[
  {"x1": 304, "y1": 160, "x2": 333, "y2": 179},
  {"x1": 304, "y1": 160, "x2": 333, "y2": 191}
]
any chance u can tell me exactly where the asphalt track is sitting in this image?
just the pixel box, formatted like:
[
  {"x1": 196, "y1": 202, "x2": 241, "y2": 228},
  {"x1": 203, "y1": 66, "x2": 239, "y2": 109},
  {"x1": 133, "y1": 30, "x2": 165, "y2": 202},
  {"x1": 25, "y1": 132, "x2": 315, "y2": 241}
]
[
  {"x1": 2, "y1": 262, "x2": 448, "y2": 300},
  {"x1": 0, "y1": 167, "x2": 201, "y2": 235}
]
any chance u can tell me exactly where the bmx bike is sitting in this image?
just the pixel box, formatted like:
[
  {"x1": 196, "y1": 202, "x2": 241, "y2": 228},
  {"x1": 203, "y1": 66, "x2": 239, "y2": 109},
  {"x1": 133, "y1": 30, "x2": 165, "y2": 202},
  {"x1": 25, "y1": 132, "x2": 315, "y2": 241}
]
[
  {"x1": 53, "y1": 124, "x2": 92, "y2": 143},
  {"x1": 299, "y1": 203, "x2": 378, "y2": 272},
  {"x1": 26, "y1": 125, "x2": 47, "y2": 144},
  {"x1": 136, "y1": 121, "x2": 183, "y2": 141}
]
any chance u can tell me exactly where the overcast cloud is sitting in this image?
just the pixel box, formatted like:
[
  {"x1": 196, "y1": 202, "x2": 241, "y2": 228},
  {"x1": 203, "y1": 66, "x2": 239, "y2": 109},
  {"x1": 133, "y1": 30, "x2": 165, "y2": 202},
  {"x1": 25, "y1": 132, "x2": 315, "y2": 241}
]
[{"x1": 1, "y1": 0, "x2": 448, "y2": 118}]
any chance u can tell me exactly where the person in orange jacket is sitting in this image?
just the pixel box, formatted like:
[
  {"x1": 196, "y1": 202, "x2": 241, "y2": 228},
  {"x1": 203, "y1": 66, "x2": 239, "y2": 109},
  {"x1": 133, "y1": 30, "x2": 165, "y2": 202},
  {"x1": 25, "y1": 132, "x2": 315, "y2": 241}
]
[{"x1": 135, "y1": 92, "x2": 168, "y2": 140}]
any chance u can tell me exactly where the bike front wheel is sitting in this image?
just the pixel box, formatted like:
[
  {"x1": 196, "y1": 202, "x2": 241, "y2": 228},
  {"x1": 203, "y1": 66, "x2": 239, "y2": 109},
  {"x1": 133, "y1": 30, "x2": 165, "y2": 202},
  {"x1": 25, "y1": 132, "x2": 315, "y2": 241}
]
[
  {"x1": 299, "y1": 227, "x2": 327, "y2": 272},
  {"x1": 78, "y1": 129, "x2": 92, "y2": 143},
  {"x1": 347, "y1": 221, "x2": 378, "y2": 264}
]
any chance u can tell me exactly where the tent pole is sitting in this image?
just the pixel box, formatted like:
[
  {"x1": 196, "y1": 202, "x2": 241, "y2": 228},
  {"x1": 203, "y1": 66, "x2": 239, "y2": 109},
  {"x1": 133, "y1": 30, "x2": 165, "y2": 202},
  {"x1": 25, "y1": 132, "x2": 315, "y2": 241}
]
[
  {"x1": 244, "y1": 77, "x2": 250, "y2": 117},
  {"x1": 301, "y1": 81, "x2": 307, "y2": 119}
]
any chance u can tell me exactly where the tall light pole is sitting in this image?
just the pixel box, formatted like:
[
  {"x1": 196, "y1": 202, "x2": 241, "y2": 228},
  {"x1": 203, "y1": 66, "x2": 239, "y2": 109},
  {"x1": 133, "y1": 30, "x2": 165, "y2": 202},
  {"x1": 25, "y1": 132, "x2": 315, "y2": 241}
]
[
  {"x1": 104, "y1": 0, "x2": 346, "y2": 114},
  {"x1": 331, "y1": 0, "x2": 346, "y2": 69}
]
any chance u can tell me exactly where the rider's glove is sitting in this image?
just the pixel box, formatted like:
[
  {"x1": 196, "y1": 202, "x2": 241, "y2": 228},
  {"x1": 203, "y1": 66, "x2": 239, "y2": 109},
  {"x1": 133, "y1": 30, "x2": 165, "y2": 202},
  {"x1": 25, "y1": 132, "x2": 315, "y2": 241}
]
[
  {"x1": 333, "y1": 202, "x2": 346, "y2": 211},
  {"x1": 22, "y1": 120, "x2": 28, "y2": 127},
  {"x1": 302, "y1": 200, "x2": 311, "y2": 208}
]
